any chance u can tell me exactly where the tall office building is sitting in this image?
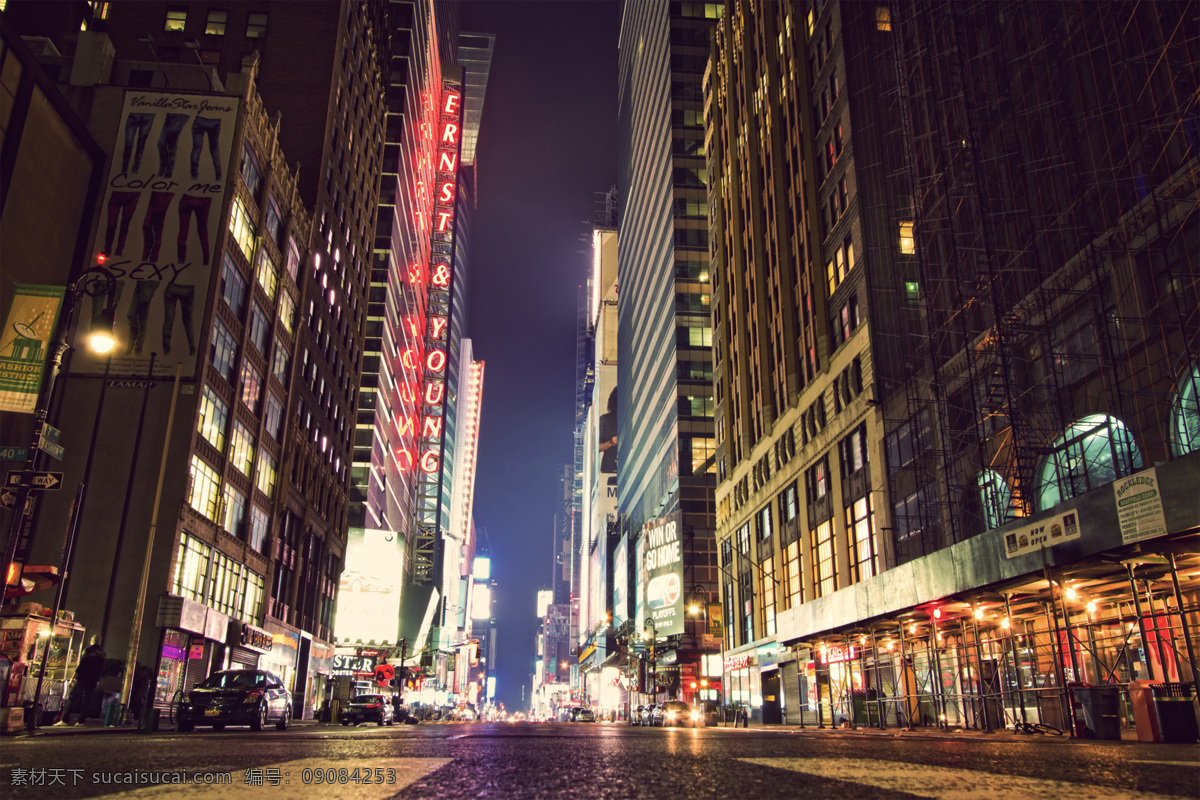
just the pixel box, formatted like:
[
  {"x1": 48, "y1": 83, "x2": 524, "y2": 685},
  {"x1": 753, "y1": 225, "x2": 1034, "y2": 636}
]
[
  {"x1": 5, "y1": 0, "x2": 390, "y2": 717},
  {"x1": 614, "y1": 1, "x2": 723, "y2": 706},
  {"x1": 707, "y1": 0, "x2": 1197, "y2": 728}
]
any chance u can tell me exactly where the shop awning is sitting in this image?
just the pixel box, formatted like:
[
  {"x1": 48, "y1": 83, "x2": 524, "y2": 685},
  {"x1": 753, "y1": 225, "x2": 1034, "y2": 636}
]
[{"x1": 4, "y1": 565, "x2": 60, "y2": 600}]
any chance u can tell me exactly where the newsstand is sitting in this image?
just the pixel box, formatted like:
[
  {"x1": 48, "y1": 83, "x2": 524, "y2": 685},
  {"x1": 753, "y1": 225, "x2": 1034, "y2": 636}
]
[
  {"x1": 1149, "y1": 683, "x2": 1198, "y2": 743},
  {"x1": 1074, "y1": 686, "x2": 1121, "y2": 740}
]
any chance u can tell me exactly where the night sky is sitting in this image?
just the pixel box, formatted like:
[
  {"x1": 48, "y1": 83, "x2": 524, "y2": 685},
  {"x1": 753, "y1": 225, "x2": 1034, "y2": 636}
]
[{"x1": 459, "y1": 1, "x2": 620, "y2": 710}]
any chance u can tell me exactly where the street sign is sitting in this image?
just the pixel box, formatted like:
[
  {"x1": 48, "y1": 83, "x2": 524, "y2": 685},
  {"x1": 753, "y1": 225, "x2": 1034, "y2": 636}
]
[
  {"x1": 40, "y1": 424, "x2": 61, "y2": 444},
  {"x1": 37, "y1": 436, "x2": 64, "y2": 461},
  {"x1": 0, "y1": 489, "x2": 15, "y2": 508},
  {"x1": 0, "y1": 447, "x2": 27, "y2": 461},
  {"x1": 4, "y1": 470, "x2": 63, "y2": 491}
]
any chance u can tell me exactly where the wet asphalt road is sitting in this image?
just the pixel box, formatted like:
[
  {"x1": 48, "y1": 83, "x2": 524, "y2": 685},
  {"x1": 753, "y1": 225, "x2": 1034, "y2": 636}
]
[{"x1": 2, "y1": 721, "x2": 1198, "y2": 799}]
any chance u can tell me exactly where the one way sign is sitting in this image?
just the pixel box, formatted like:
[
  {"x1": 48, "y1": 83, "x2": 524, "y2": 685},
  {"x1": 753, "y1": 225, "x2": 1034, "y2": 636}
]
[{"x1": 4, "y1": 470, "x2": 63, "y2": 491}]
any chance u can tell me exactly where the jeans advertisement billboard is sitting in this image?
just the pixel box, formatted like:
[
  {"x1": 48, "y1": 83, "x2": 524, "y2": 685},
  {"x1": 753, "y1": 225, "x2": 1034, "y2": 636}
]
[{"x1": 78, "y1": 90, "x2": 240, "y2": 378}]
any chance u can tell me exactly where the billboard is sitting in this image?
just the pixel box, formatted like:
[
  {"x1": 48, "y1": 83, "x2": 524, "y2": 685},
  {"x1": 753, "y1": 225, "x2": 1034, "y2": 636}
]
[
  {"x1": 333, "y1": 528, "x2": 405, "y2": 645},
  {"x1": 78, "y1": 91, "x2": 240, "y2": 379},
  {"x1": 595, "y1": 363, "x2": 619, "y2": 529},
  {"x1": 612, "y1": 534, "x2": 629, "y2": 627},
  {"x1": 642, "y1": 511, "x2": 684, "y2": 637}
]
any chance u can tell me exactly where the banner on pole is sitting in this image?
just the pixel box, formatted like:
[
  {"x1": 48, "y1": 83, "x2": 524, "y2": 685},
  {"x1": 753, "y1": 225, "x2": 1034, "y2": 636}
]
[{"x1": 0, "y1": 285, "x2": 65, "y2": 414}]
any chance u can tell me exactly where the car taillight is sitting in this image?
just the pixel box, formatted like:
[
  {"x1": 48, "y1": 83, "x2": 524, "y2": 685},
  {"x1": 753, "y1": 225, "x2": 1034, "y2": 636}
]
[
  {"x1": 244, "y1": 691, "x2": 263, "y2": 704},
  {"x1": 366, "y1": 703, "x2": 381, "y2": 709}
]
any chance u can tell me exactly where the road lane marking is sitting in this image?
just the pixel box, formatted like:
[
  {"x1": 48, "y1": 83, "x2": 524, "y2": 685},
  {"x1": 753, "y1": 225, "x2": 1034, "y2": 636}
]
[
  {"x1": 740, "y1": 757, "x2": 1193, "y2": 800},
  {"x1": 91, "y1": 757, "x2": 452, "y2": 799}
]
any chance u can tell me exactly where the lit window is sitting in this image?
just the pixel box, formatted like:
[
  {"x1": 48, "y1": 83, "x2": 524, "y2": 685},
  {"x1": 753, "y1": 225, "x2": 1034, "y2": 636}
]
[
  {"x1": 240, "y1": 361, "x2": 263, "y2": 413},
  {"x1": 187, "y1": 456, "x2": 221, "y2": 519},
  {"x1": 248, "y1": 506, "x2": 269, "y2": 552},
  {"x1": 229, "y1": 420, "x2": 255, "y2": 475},
  {"x1": 197, "y1": 385, "x2": 229, "y2": 452},
  {"x1": 92, "y1": 2, "x2": 111, "y2": 21},
  {"x1": 847, "y1": 496, "x2": 877, "y2": 581},
  {"x1": 1038, "y1": 414, "x2": 1143, "y2": 510},
  {"x1": 263, "y1": 393, "x2": 283, "y2": 440},
  {"x1": 222, "y1": 485, "x2": 246, "y2": 537},
  {"x1": 245, "y1": 12, "x2": 268, "y2": 38},
  {"x1": 270, "y1": 341, "x2": 290, "y2": 384},
  {"x1": 209, "y1": 318, "x2": 238, "y2": 381},
  {"x1": 875, "y1": 7, "x2": 892, "y2": 31},
  {"x1": 205, "y1": 9, "x2": 228, "y2": 36},
  {"x1": 976, "y1": 469, "x2": 1013, "y2": 531},
  {"x1": 256, "y1": 450, "x2": 278, "y2": 498},
  {"x1": 1169, "y1": 362, "x2": 1199, "y2": 457},
  {"x1": 256, "y1": 248, "x2": 278, "y2": 301},
  {"x1": 164, "y1": 8, "x2": 187, "y2": 32},
  {"x1": 899, "y1": 221, "x2": 915, "y2": 254},
  {"x1": 810, "y1": 520, "x2": 836, "y2": 598},
  {"x1": 239, "y1": 143, "x2": 262, "y2": 199},
  {"x1": 228, "y1": 197, "x2": 258, "y2": 261}
]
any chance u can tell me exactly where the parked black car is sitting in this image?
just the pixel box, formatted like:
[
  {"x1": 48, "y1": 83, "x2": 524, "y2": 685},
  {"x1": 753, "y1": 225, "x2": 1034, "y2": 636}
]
[
  {"x1": 341, "y1": 694, "x2": 395, "y2": 726},
  {"x1": 177, "y1": 669, "x2": 291, "y2": 732}
]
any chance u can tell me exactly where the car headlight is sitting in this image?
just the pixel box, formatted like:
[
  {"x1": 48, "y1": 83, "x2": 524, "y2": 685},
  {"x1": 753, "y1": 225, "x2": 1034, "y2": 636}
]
[
  {"x1": 690, "y1": 710, "x2": 700, "y2": 720},
  {"x1": 666, "y1": 711, "x2": 676, "y2": 720}
]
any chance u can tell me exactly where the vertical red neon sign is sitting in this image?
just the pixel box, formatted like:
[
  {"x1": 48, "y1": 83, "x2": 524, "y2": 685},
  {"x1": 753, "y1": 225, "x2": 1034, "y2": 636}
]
[{"x1": 418, "y1": 80, "x2": 463, "y2": 476}]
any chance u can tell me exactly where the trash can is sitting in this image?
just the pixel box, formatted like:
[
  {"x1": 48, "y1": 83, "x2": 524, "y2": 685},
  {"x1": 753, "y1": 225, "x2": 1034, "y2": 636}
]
[
  {"x1": 1149, "y1": 683, "x2": 1199, "y2": 744},
  {"x1": 103, "y1": 701, "x2": 125, "y2": 728},
  {"x1": 1074, "y1": 686, "x2": 1121, "y2": 740},
  {"x1": 139, "y1": 707, "x2": 160, "y2": 733}
]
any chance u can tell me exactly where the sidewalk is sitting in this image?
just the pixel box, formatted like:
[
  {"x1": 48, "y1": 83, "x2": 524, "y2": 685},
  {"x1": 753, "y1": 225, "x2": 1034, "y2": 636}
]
[{"x1": 728, "y1": 719, "x2": 1150, "y2": 743}]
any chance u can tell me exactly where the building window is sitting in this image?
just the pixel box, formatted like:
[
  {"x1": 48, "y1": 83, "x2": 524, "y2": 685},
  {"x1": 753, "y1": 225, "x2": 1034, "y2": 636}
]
[
  {"x1": 263, "y1": 392, "x2": 283, "y2": 440},
  {"x1": 264, "y1": 197, "x2": 282, "y2": 245},
  {"x1": 197, "y1": 385, "x2": 229, "y2": 452},
  {"x1": 847, "y1": 495, "x2": 877, "y2": 582},
  {"x1": 245, "y1": 11, "x2": 268, "y2": 38},
  {"x1": 759, "y1": 557, "x2": 776, "y2": 638},
  {"x1": 187, "y1": 456, "x2": 221, "y2": 519},
  {"x1": 899, "y1": 221, "x2": 915, "y2": 254},
  {"x1": 220, "y1": 254, "x2": 247, "y2": 318},
  {"x1": 204, "y1": 9, "x2": 228, "y2": 35},
  {"x1": 1169, "y1": 361, "x2": 1199, "y2": 457},
  {"x1": 248, "y1": 506, "x2": 269, "y2": 553},
  {"x1": 240, "y1": 360, "x2": 263, "y2": 414},
  {"x1": 229, "y1": 197, "x2": 258, "y2": 261},
  {"x1": 247, "y1": 302, "x2": 269, "y2": 354},
  {"x1": 977, "y1": 469, "x2": 1014, "y2": 531},
  {"x1": 209, "y1": 318, "x2": 237, "y2": 381},
  {"x1": 805, "y1": 454, "x2": 830, "y2": 504},
  {"x1": 286, "y1": 238, "x2": 301, "y2": 281},
  {"x1": 164, "y1": 8, "x2": 187, "y2": 32},
  {"x1": 810, "y1": 520, "x2": 836, "y2": 598},
  {"x1": 780, "y1": 482, "x2": 798, "y2": 522},
  {"x1": 270, "y1": 340, "x2": 290, "y2": 384},
  {"x1": 876, "y1": 7, "x2": 892, "y2": 31},
  {"x1": 256, "y1": 248, "x2": 279, "y2": 301},
  {"x1": 172, "y1": 533, "x2": 210, "y2": 603},
  {"x1": 256, "y1": 450, "x2": 278, "y2": 498},
  {"x1": 839, "y1": 423, "x2": 868, "y2": 478},
  {"x1": 757, "y1": 504, "x2": 773, "y2": 540},
  {"x1": 239, "y1": 143, "x2": 262, "y2": 199},
  {"x1": 683, "y1": 436, "x2": 716, "y2": 475},
  {"x1": 171, "y1": 533, "x2": 263, "y2": 622},
  {"x1": 229, "y1": 420, "x2": 255, "y2": 475},
  {"x1": 222, "y1": 485, "x2": 246, "y2": 537},
  {"x1": 781, "y1": 540, "x2": 802, "y2": 609},
  {"x1": 1037, "y1": 414, "x2": 1143, "y2": 510},
  {"x1": 278, "y1": 291, "x2": 295, "y2": 335},
  {"x1": 886, "y1": 410, "x2": 930, "y2": 473}
]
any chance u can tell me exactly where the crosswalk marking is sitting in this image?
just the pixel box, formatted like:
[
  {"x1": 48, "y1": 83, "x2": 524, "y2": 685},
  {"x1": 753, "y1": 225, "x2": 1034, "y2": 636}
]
[
  {"x1": 92, "y1": 757, "x2": 453, "y2": 799},
  {"x1": 740, "y1": 757, "x2": 1193, "y2": 800}
]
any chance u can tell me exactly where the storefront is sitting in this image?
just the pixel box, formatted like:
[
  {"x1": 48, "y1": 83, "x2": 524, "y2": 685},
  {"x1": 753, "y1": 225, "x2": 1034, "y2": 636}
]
[
  {"x1": 153, "y1": 595, "x2": 228, "y2": 707},
  {"x1": 723, "y1": 650, "x2": 761, "y2": 719},
  {"x1": 1, "y1": 607, "x2": 85, "y2": 721},
  {"x1": 228, "y1": 620, "x2": 272, "y2": 670}
]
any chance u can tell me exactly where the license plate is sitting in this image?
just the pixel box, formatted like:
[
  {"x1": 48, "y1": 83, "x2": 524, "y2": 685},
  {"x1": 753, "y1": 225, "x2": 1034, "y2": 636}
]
[{"x1": 205, "y1": 708, "x2": 219, "y2": 717}]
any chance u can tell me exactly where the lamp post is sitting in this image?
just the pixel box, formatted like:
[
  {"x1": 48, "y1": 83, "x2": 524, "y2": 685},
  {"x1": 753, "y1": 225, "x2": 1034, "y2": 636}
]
[{"x1": 3, "y1": 264, "x2": 115, "y2": 597}]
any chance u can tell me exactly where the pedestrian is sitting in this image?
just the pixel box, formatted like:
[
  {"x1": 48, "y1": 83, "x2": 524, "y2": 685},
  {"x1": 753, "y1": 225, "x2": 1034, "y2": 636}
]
[
  {"x1": 58, "y1": 636, "x2": 105, "y2": 726},
  {"x1": 741, "y1": 706, "x2": 749, "y2": 728}
]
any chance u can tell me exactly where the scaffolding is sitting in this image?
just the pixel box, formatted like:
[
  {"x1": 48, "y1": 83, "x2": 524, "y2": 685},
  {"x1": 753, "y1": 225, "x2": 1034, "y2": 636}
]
[
  {"x1": 784, "y1": 530, "x2": 1199, "y2": 736},
  {"x1": 872, "y1": 0, "x2": 1199, "y2": 567}
]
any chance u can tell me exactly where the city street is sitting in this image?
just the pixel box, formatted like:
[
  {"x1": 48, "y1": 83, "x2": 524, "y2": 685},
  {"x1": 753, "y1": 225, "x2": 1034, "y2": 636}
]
[{"x1": 2, "y1": 722, "x2": 1197, "y2": 799}]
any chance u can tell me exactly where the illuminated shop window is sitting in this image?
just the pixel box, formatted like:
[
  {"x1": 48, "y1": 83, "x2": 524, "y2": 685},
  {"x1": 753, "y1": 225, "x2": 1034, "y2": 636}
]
[
  {"x1": 187, "y1": 456, "x2": 221, "y2": 519},
  {"x1": 1037, "y1": 414, "x2": 1143, "y2": 510},
  {"x1": 164, "y1": 8, "x2": 187, "y2": 32},
  {"x1": 976, "y1": 469, "x2": 1014, "y2": 530},
  {"x1": 1169, "y1": 362, "x2": 1199, "y2": 457},
  {"x1": 197, "y1": 385, "x2": 229, "y2": 451}
]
